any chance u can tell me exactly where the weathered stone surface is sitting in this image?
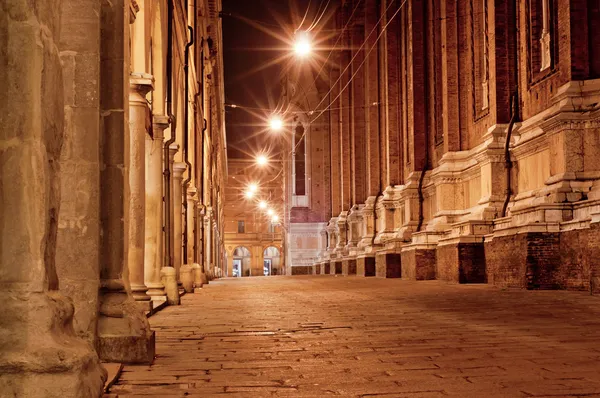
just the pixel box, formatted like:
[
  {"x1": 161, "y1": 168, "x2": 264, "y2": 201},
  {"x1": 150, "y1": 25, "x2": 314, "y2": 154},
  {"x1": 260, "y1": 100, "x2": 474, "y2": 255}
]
[
  {"x1": 0, "y1": 1, "x2": 105, "y2": 395},
  {"x1": 180, "y1": 264, "x2": 194, "y2": 293},
  {"x1": 161, "y1": 267, "x2": 180, "y2": 305},
  {"x1": 97, "y1": 0, "x2": 154, "y2": 364},
  {"x1": 112, "y1": 277, "x2": 600, "y2": 397}
]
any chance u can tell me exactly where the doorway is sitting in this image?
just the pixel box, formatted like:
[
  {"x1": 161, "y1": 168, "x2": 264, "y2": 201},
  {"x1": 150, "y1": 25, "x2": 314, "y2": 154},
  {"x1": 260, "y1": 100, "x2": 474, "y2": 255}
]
[
  {"x1": 232, "y1": 259, "x2": 242, "y2": 277},
  {"x1": 263, "y1": 259, "x2": 272, "y2": 276}
]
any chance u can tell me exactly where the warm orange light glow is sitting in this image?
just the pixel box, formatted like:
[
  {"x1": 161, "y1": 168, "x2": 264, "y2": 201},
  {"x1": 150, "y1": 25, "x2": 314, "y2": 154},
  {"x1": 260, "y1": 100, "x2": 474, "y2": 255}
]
[
  {"x1": 256, "y1": 155, "x2": 268, "y2": 166},
  {"x1": 294, "y1": 33, "x2": 312, "y2": 57},
  {"x1": 271, "y1": 215, "x2": 280, "y2": 223},
  {"x1": 270, "y1": 117, "x2": 283, "y2": 131},
  {"x1": 258, "y1": 201, "x2": 267, "y2": 209},
  {"x1": 244, "y1": 190, "x2": 254, "y2": 199},
  {"x1": 248, "y1": 183, "x2": 258, "y2": 193},
  {"x1": 267, "y1": 208, "x2": 275, "y2": 216}
]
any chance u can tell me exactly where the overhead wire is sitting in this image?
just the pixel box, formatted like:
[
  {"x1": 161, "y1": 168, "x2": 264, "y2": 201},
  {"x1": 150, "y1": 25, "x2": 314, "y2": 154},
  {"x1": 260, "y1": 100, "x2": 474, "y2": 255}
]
[
  {"x1": 306, "y1": 0, "x2": 363, "y2": 97},
  {"x1": 309, "y1": 0, "x2": 408, "y2": 124},
  {"x1": 308, "y1": 0, "x2": 397, "y2": 116},
  {"x1": 296, "y1": 0, "x2": 312, "y2": 32},
  {"x1": 305, "y1": 0, "x2": 331, "y2": 32}
]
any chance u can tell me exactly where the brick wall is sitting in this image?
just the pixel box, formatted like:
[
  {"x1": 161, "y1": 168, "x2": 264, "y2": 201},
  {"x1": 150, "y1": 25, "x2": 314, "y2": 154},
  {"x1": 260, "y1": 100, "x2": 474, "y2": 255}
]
[{"x1": 291, "y1": 266, "x2": 312, "y2": 275}]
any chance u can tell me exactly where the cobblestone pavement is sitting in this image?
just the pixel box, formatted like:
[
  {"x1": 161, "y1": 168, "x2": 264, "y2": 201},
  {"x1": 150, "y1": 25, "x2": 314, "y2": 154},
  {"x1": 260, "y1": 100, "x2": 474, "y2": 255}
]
[{"x1": 111, "y1": 276, "x2": 600, "y2": 397}]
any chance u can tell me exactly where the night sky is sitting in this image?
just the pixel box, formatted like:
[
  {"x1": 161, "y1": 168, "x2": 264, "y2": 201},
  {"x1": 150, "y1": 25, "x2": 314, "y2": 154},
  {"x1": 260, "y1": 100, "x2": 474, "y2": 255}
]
[{"x1": 222, "y1": 0, "x2": 313, "y2": 160}]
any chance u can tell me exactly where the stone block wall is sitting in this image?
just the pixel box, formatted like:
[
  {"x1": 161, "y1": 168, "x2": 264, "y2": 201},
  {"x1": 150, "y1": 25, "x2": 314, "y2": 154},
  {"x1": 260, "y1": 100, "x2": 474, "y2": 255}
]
[{"x1": 437, "y1": 243, "x2": 486, "y2": 283}]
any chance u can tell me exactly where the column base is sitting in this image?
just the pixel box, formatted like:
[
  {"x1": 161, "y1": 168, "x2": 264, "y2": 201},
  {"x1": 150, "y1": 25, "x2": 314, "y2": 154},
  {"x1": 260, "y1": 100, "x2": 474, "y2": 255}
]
[
  {"x1": 146, "y1": 282, "x2": 166, "y2": 299},
  {"x1": 97, "y1": 286, "x2": 156, "y2": 364},
  {"x1": 357, "y1": 256, "x2": 376, "y2": 277},
  {"x1": 437, "y1": 242, "x2": 486, "y2": 283},
  {"x1": 342, "y1": 258, "x2": 357, "y2": 275},
  {"x1": 375, "y1": 251, "x2": 402, "y2": 278},
  {"x1": 0, "y1": 291, "x2": 107, "y2": 398},
  {"x1": 401, "y1": 246, "x2": 436, "y2": 280}
]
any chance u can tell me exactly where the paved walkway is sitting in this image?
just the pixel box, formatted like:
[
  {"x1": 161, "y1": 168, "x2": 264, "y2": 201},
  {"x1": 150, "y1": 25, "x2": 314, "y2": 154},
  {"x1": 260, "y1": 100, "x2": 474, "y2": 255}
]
[{"x1": 111, "y1": 276, "x2": 600, "y2": 397}]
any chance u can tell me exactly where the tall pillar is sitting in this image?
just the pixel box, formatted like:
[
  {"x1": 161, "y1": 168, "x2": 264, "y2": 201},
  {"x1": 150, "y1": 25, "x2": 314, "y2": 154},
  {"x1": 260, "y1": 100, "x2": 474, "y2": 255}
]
[
  {"x1": 56, "y1": 0, "x2": 103, "y2": 344},
  {"x1": 128, "y1": 73, "x2": 153, "y2": 311},
  {"x1": 186, "y1": 187, "x2": 198, "y2": 265},
  {"x1": 97, "y1": 0, "x2": 154, "y2": 364},
  {"x1": 173, "y1": 162, "x2": 187, "y2": 285},
  {"x1": 0, "y1": 1, "x2": 106, "y2": 394},
  {"x1": 144, "y1": 115, "x2": 168, "y2": 301}
]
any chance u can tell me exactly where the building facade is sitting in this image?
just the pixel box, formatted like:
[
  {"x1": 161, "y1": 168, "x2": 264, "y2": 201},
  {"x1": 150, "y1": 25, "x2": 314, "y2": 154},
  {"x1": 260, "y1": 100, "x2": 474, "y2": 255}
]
[
  {"x1": 310, "y1": 0, "x2": 600, "y2": 291},
  {"x1": 0, "y1": 0, "x2": 227, "y2": 395},
  {"x1": 224, "y1": 159, "x2": 285, "y2": 276}
]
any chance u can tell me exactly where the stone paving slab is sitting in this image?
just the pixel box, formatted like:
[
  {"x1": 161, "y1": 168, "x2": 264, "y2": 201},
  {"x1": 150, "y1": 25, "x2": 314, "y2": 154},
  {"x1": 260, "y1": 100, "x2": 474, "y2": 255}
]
[{"x1": 110, "y1": 276, "x2": 600, "y2": 397}]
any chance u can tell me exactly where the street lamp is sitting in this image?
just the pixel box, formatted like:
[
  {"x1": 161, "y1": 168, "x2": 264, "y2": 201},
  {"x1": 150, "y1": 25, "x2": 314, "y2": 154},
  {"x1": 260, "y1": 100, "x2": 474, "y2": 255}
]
[
  {"x1": 267, "y1": 208, "x2": 274, "y2": 216},
  {"x1": 258, "y1": 200, "x2": 267, "y2": 209},
  {"x1": 271, "y1": 215, "x2": 280, "y2": 223},
  {"x1": 248, "y1": 182, "x2": 258, "y2": 193},
  {"x1": 294, "y1": 32, "x2": 312, "y2": 57},
  {"x1": 269, "y1": 116, "x2": 283, "y2": 132},
  {"x1": 256, "y1": 154, "x2": 268, "y2": 166},
  {"x1": 244, "y1": 190, "x2": 254, "y2": 199}
]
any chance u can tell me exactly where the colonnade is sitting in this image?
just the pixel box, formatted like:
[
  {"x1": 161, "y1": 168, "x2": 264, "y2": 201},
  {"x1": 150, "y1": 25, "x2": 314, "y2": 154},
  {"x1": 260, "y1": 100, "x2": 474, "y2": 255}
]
[{"x1": 0, "y1": 0, "x2": 227, "y2": 396}]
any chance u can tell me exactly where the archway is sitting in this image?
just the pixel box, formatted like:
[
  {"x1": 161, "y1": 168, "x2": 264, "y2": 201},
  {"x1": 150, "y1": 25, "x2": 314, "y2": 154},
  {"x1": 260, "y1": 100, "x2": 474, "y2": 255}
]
[
  {"x1": 263, "y1": 246, "x2": 281, "y2": 276},
  {"x1": 232, "y1": 246, "x2": 251, "y2": 277}
]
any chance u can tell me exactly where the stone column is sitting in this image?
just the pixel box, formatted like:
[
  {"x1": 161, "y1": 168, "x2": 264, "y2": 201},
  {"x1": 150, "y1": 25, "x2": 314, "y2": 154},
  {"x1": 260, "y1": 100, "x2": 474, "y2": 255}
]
[
  {"x1": 128, "y1": 73, "x2": 153, "y2": 311},
  {"x1": 97, "y1": 0, "x2": 154, "y2": 364},
  {"x1": 186, "y1": 187, "x2": 198, "y2": 265},
  {"x1": 0, "y1": 1, "x2": 106, "y2": 394},
  {"x1": 167, "y1": 143, "x2": 179, "y2": 267},
  {"x1": 144, "y1": 115, "x2": 169, "y2": 302},
  {"x1": 173, "y1": 162, "x2": 187, "y2": 285},
  {"x1": 56, "y1": 0, "x2": 102, "y2": 345}
]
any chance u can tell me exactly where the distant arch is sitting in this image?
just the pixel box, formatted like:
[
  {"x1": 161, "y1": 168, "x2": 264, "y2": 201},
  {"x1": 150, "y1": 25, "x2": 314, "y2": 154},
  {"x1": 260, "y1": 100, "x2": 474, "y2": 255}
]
[
  {"x1": 232, "y1": 246, "x2": 251, "y2": 277},
  {"x1": 263, "y1": 246, "x2": 281, "y2": 276}
]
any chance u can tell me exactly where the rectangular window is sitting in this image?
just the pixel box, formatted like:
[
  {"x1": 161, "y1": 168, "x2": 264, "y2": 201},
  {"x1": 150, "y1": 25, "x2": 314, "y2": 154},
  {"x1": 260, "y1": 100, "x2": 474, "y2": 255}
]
[{"x1": 237, "y1": 221, "x2": 245, "y2": 233}]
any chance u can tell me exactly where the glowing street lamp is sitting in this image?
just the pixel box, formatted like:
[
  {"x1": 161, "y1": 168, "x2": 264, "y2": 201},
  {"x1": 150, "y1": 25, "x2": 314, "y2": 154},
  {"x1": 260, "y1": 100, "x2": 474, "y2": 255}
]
[
  {"x1": 256, "y1": 154, "x2": 268, "y2": 166},
  {"x1": 267, "y1": 208, "x2": 274, "y2": 216},
  {"x1": 258, "y1": 200, "x2": 267, "y2": 209},
  {"x1": 244, "y1": 190, "x2": 254, "y2": 199},
  {"x1": 269, "y1": 116, "x2": 283, "y2": 132},
  {"x1": 271, "y1": 215, "x2": 280, "y2": 223},
  {"x1": 294, "y1": 32, "x2": 312, "y2": 57},
  {"x1": 248, "y1": 183, "x2": 258, "y2": 193}
]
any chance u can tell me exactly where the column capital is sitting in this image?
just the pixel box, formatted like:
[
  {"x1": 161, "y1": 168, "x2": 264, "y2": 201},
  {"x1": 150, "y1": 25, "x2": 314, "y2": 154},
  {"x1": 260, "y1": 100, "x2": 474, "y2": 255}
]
[
  {"x1": 168, "y1": 143, "x2": 179, "y2": 159},
  {"x1": 173, "y1": 162, "x2": 187, "y2": 179},
  {"x1": 187, "y1": 186, "x2": 198, "y2": 200},
  {"x1": 129, "y1": 73, "x2": 154, "y2": 104},
  {"x1": 152, "y1": 115, "x2": 169, "y2": 140}
]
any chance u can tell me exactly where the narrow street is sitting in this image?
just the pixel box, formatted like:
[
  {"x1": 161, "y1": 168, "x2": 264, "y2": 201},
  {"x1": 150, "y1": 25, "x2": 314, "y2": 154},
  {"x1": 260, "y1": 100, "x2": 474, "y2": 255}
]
[{"x1": 111, "y1": 277, "x2": 600, "y2": 397}]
